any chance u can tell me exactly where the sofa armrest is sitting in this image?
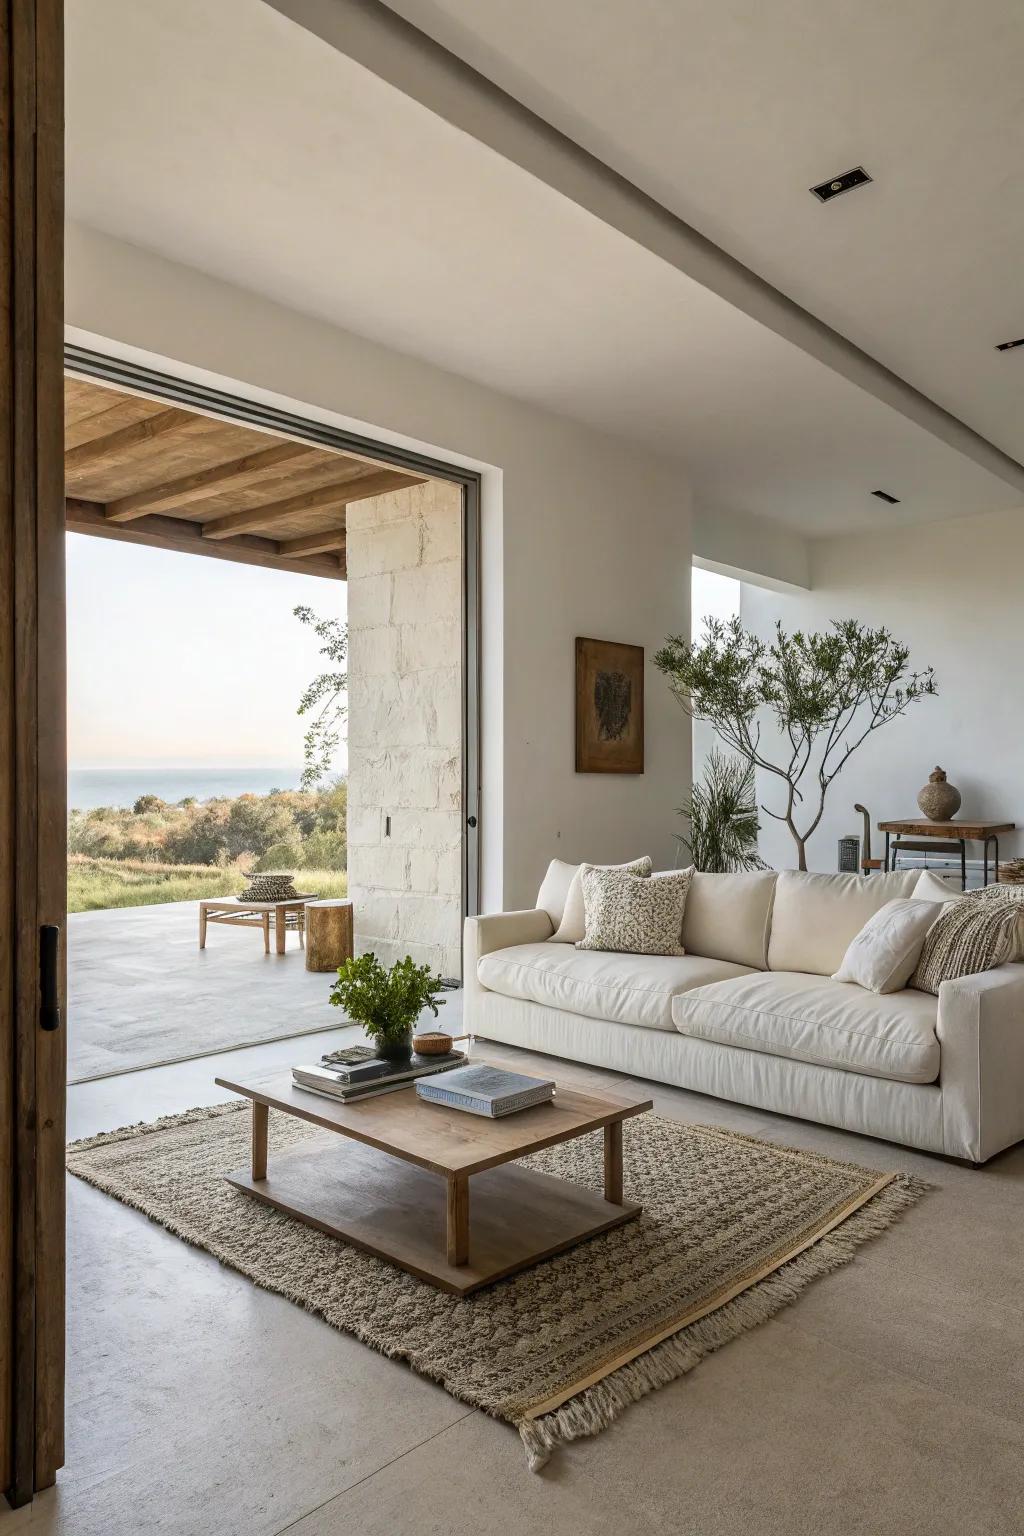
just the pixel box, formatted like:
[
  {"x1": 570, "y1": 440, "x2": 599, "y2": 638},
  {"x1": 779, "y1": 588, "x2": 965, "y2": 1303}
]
[
  {"x1": 462, "y1": 910, "x2": 554, "y2": 1031},
  {"x1": 936, "y1": 964, "x2": 1024, "y2": 1162}
]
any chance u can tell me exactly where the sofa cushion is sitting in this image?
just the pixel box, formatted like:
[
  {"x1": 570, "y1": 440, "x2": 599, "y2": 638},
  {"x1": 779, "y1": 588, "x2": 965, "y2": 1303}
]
[
  {"x1": 477, "y1": 943, "x2": 753, "y2": 1031},
  {"x1": 535, "y1": 858, "x2": 580, "y2": 930},
  {"x1": 681, "y1": 870, "x2": 778, "y2": 970},
  {"x1": 578, "y1": 866, "x2": 692, "y2": 956},
  {"x1": 549, "y1": 857, "x2": 652, "y2": 943},
  {"x1": 672, "y1": 970, "x2": 940, "y2": 1084},
  {"x1": 831, "y1": 898, "x2": 945, "y2": 994},
  {"x1": 767, "y1": 870, "x2": 921, "y2": 977}
]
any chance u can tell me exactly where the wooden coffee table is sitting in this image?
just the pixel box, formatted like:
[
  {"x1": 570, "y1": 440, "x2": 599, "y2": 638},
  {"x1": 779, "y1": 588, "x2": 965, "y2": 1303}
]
[
  {"x1": 215, "y1": 1066, "x2": 652, "y2": 1294},
  {"x1": 199, "y1": 895, "x2": 318, "y2": 956}
]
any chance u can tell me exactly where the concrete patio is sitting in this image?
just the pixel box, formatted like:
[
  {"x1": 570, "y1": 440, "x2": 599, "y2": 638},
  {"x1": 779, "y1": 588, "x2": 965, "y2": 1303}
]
[{"x1": 68, "y1": 901, "x2": 463, "y2": 1083}]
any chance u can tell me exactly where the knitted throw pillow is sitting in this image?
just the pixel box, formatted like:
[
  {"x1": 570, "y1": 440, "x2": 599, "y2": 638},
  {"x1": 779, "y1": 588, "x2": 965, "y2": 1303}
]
[
  {"x1": 910, "y1": 896, "x2": 1019, "y2": 995},
  {"x1": 965, "y1": 884, "x2": 1024, "y2": 962},
  {"x1": 577, "y1": 867, "x2": 692, "y2": 956},
  {"x1": 549, "y1": 856, "x2": 652, "y2": 944}
]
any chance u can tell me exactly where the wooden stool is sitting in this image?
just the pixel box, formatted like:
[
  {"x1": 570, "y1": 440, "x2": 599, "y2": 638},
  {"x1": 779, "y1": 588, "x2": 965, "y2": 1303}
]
[{"x1": 305, "y1": 899, "x2": 354, "y2": 972}]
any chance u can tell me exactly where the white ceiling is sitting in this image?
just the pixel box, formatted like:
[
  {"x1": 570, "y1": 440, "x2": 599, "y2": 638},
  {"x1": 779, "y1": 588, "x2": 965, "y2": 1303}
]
[
  {"x1": 65, "y1": 0, "x2": 1023, "y2": 535},
  {"x1": 383, "y1": 0, "x2": 1024, "y2": 466}
]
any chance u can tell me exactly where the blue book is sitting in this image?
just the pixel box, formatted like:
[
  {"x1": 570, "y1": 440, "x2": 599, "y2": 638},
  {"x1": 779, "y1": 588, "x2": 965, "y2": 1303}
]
[{"x1": 415, "y1": 1063, "x2": 555, "y2": 1117}]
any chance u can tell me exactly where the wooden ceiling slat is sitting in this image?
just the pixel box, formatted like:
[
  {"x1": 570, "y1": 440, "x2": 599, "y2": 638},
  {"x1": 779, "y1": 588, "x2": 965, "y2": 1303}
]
[
  {"x1": 66, "y1": 499, "x2": 343, "y2": 581},
  {"x1": 277, "y1": 527, "x2": 348, "y2": 557},
  {"x1": 103, "y1": 441, "x2": 314, "y2": 523},
  {"x1": 64, "y1": 407, "x2": 194, "y2": 471},
  {"x1": 201, "y1": 469, "x2": 420, "y2": 541}
]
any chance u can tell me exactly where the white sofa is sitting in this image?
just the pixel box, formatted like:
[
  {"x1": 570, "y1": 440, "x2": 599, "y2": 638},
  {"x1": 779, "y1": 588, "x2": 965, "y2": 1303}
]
[{"x1": 464, "y1": 867, "x2": 1024, "y2": 1163}]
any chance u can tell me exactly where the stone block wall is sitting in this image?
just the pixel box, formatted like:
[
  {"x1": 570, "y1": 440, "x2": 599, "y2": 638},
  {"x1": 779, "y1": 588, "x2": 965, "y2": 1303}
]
[{"x1": 346, "y1": 479, "x2": 463, "y2": 977}]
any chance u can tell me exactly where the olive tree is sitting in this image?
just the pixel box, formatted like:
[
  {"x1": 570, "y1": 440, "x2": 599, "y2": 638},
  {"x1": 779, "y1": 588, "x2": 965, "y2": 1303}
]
[{"x1": 653, "y1": 617, "x2": 936, "y2": 871}]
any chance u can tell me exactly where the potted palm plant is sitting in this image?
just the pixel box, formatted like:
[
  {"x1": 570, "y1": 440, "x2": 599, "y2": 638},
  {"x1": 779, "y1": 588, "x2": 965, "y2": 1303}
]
[{"x1": 328, "y1": 952, "x2": 445, "y2": 1064}]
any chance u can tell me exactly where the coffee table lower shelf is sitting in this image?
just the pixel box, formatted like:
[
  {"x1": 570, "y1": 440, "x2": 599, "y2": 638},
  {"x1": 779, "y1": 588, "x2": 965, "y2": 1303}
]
[{"x1": 227, "y1": 1138, "x2": 641, "y2": 1296}]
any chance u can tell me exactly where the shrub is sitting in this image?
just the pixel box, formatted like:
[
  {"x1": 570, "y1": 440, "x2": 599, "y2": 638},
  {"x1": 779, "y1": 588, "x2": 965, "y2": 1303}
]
[
  {"x1": 254, "y1": 841, "x2": 303, "y2": 873},
  {"x1": 300, "y1": 830, "x2": 347, "y2": 871}
]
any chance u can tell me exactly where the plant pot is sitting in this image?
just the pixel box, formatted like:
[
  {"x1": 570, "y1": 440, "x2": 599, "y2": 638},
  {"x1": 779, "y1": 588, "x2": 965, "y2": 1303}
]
[{"x1": 374, "y1": 1028, "x2": 414, "y2": 1065}]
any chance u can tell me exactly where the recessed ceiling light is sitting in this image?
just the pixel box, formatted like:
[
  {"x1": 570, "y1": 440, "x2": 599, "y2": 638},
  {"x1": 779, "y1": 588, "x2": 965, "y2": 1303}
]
[
  {"x1": 810, "y1": 166, "x2": 872, "y2": 203},
  {"x1": 995, "y1": 336, "x2": 1024, "y2": 352},
  {"x1": 871, "y1": 489, "x2": 900, "y2": 505}
]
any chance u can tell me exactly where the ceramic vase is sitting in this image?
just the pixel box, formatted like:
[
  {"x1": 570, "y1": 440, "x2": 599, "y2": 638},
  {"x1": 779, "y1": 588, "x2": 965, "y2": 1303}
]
[{"x1": 917, "y1": 766, "x2": 961, "y2": 822}]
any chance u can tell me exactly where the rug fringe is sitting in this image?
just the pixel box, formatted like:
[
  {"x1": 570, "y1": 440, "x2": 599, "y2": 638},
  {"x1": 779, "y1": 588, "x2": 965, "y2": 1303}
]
[
  {"x1": 67, "y1": 1099, "x2": 245, "y2": 1154},
  {"x1": 518, "y1": 1172, "x2": 927, "y2": 1471}
]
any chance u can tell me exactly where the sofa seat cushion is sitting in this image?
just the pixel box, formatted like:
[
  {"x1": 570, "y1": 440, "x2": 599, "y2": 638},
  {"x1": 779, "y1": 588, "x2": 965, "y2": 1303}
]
[
  {"x1": 477, "y1": 943, "x2": 753, "y2": 1031},
  {"x1": 672, "y1": 971, "x2": 940, "y2": 1084}
]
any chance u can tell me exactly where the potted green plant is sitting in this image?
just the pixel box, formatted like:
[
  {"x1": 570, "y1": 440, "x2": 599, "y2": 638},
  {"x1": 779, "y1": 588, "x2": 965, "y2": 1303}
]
[{"x1": 328, "y1": 952, "x2": 445, "y2": 1064}]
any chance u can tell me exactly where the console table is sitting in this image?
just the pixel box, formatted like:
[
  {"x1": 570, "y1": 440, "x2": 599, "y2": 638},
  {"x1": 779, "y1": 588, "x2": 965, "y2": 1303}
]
[{"x1": 878, "y1": 820, "x2": 1015, "y2": 889}]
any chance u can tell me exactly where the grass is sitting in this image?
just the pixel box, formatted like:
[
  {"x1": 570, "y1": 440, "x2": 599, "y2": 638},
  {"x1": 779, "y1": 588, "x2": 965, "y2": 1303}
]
[{"x1": 68, "y1": 855, "x2": 348, "y2": 914}]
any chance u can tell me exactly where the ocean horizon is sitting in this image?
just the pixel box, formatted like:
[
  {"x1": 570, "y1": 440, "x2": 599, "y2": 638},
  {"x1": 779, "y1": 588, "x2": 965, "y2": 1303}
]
[{"x1": 69, "y1": 766, "x2": 305, "y2": 811}]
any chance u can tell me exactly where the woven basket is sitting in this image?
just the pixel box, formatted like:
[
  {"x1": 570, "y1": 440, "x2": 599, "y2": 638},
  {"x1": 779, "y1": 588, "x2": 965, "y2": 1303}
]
[
  {"x1": 998, "y1": 858, "x2": 1024, "y2": 887},
  {"x1": 412, "y1": 1031, "x2": 454, "y2": 1056},
  {"x1": 238, "y1": 872, "x2": 299, "y2": 902}
]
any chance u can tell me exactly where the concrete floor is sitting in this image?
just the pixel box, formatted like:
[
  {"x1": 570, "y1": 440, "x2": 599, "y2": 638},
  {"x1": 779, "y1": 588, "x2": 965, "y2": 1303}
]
[
  {"x1": 5, "y1": 1028, "x2": 1024, "y2": 1535},
  {"x1": 68, "y1": 901, "x2": 354, "y2": 1083}
]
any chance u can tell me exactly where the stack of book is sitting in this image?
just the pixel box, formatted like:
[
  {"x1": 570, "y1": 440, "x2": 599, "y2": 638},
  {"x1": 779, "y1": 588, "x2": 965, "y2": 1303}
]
[
  {"x1": 415, "y1": 1064, "x2": 555, "y2": 1118},
  {"x1": 292, "y1": 1044, "x2": 466, "y2": 1105}
]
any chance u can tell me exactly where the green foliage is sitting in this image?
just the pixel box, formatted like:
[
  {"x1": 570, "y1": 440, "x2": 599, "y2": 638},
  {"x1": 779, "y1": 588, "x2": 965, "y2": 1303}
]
[
  {"x1": 68, "y1": 785, "x2": 348, "y2": 874},
  {"x1": 255, "y1": 840, "x2": 303, "y2": 873},
  {"x1": 299, "y1": 830, "x2": 348, "y2": 871},
  {"x1": 222, "y1": 795, "x2": 294, "y2": 859},
  {"x1": 654, "y1": 616, "x2": 936, "y2": 869},
  {"x1": 295, "y1": 604, "x2": 348, "y2": 790},
  {"x1": 67, "y1": 856, "x2": 348, "y2": 914},
  {"x1": 329, "y1": 953, "x2": 445, "y2": 1043},
  {"x1": 679, "y1": 750, "x2": 767, "y2": 873}
]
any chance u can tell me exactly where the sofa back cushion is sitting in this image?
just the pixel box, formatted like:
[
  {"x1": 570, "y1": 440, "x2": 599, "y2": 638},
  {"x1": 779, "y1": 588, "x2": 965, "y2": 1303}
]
[
  {"x1": 767, "y1": 870, "x2": 920, "y2": 977},
  {"x1": 681, "y1": 870, "x2": 778, "y2": 970},
  {"x1": 536, "y1": 859, "x2": 579, "y2": 930}
]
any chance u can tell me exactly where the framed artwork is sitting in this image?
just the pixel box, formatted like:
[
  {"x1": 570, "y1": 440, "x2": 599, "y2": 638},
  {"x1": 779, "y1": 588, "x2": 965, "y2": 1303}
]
[{"x1": 575, "y1": 637, "x2": 645, "y2": 774}]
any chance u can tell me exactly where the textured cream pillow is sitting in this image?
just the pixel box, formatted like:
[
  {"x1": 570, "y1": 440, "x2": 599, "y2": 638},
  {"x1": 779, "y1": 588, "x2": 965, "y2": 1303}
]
[
  {"x1": 577, "y1": 866, "x2": 692, "y2": 956},
  {"x1": 911, "y1": 898, "x2": 1019, "y2": 995},
  {"x1": 832, "y1": 898, "x2": 944, "y2": 994},
  {"x1": 965, "y1": 885, "x2": 1024, "y2": 963},
  {"x1": 549, "y1": 856, "x2": 652, "y2": 943}
]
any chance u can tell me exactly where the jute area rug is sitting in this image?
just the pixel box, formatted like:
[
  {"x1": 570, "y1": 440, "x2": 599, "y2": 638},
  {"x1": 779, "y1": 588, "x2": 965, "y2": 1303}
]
[{"x1": 67, "y1": 1104, "x2": 926, "y2": 1469}]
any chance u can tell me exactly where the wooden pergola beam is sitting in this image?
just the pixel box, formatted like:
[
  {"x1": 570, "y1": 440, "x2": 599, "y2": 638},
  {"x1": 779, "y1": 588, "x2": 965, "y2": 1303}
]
[
  {"x1": 103, "y1": 441, "x2": 312, "y2": 523},
  {"x1": 64, "y1": 407, "x2": 193, "y2": 471},
  {"x1": 66, "y1": 499, "x2": 345, "y2": 580},
  {"x1": 201, "y1": 468, "x2": 419, "y2": 540},
  {"x1": 277, "y1": 527, "x2": 348, "y2": 557}
]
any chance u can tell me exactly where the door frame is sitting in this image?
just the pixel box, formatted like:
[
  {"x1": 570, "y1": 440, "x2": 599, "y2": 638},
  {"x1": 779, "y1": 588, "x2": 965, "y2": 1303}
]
[
  {"x1": 2, "y1": 0, "x2": 66, "y2": 1506},
  {"x1": 63, "y1": 344, "x2": 483, "y2": 934}
]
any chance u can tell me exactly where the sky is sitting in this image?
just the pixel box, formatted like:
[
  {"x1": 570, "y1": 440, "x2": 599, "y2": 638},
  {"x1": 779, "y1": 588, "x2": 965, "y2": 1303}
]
[{"x1": 66, "y1": 533, "x2": 348, "y2": 769}]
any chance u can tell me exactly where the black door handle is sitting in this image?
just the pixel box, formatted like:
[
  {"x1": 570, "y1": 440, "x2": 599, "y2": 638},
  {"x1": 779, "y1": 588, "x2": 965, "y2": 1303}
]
[
  {"x1": 40, "y1": 924, "x2": 61, "y2": 1031},
  {"x1": 467, "y1": 815, "x2": 477, "y2": 829}
]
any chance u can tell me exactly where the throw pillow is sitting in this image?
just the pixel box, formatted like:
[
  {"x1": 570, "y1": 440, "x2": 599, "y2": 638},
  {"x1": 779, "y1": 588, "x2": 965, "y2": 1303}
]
[
  {"x1": 831, "y1": 898, "x2": 944, "y2": 994},
  {"x1": 550, "y1": 856, "x2": 652, "y2": 943},
  {"x1": 910, "y1": 897, "x2": 1020, "y2": 995},
  {"x1": 577, "y1": 866, "x2": 692, "y2": 956},
  {"x1": 964, "y1": 884, "x2": 1024, "y2": 963}
]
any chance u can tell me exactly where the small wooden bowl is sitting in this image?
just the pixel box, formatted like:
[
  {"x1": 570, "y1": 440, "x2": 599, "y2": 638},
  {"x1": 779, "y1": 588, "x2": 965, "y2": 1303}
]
[{"x1": 414, "y1": 1031, "x2": 454, "y2": 1056}]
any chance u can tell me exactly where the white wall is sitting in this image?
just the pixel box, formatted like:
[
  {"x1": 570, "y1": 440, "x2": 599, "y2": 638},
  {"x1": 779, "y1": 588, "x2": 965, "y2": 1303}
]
[
  {"x1": 741, "y1": 505, "x2": 1024, "y2": 872},
  {"x1": 693, "y1": 505, "x2": 810, "y2": 592},
  {"x1": 66, "y1": 223, "x2": 694, "y2": 912}
]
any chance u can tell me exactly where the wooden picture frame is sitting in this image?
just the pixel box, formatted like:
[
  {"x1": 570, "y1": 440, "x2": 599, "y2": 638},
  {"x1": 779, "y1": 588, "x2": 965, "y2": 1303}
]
[{"x1": 575, "y1": 638, "x2": 645, "y2": 774}]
